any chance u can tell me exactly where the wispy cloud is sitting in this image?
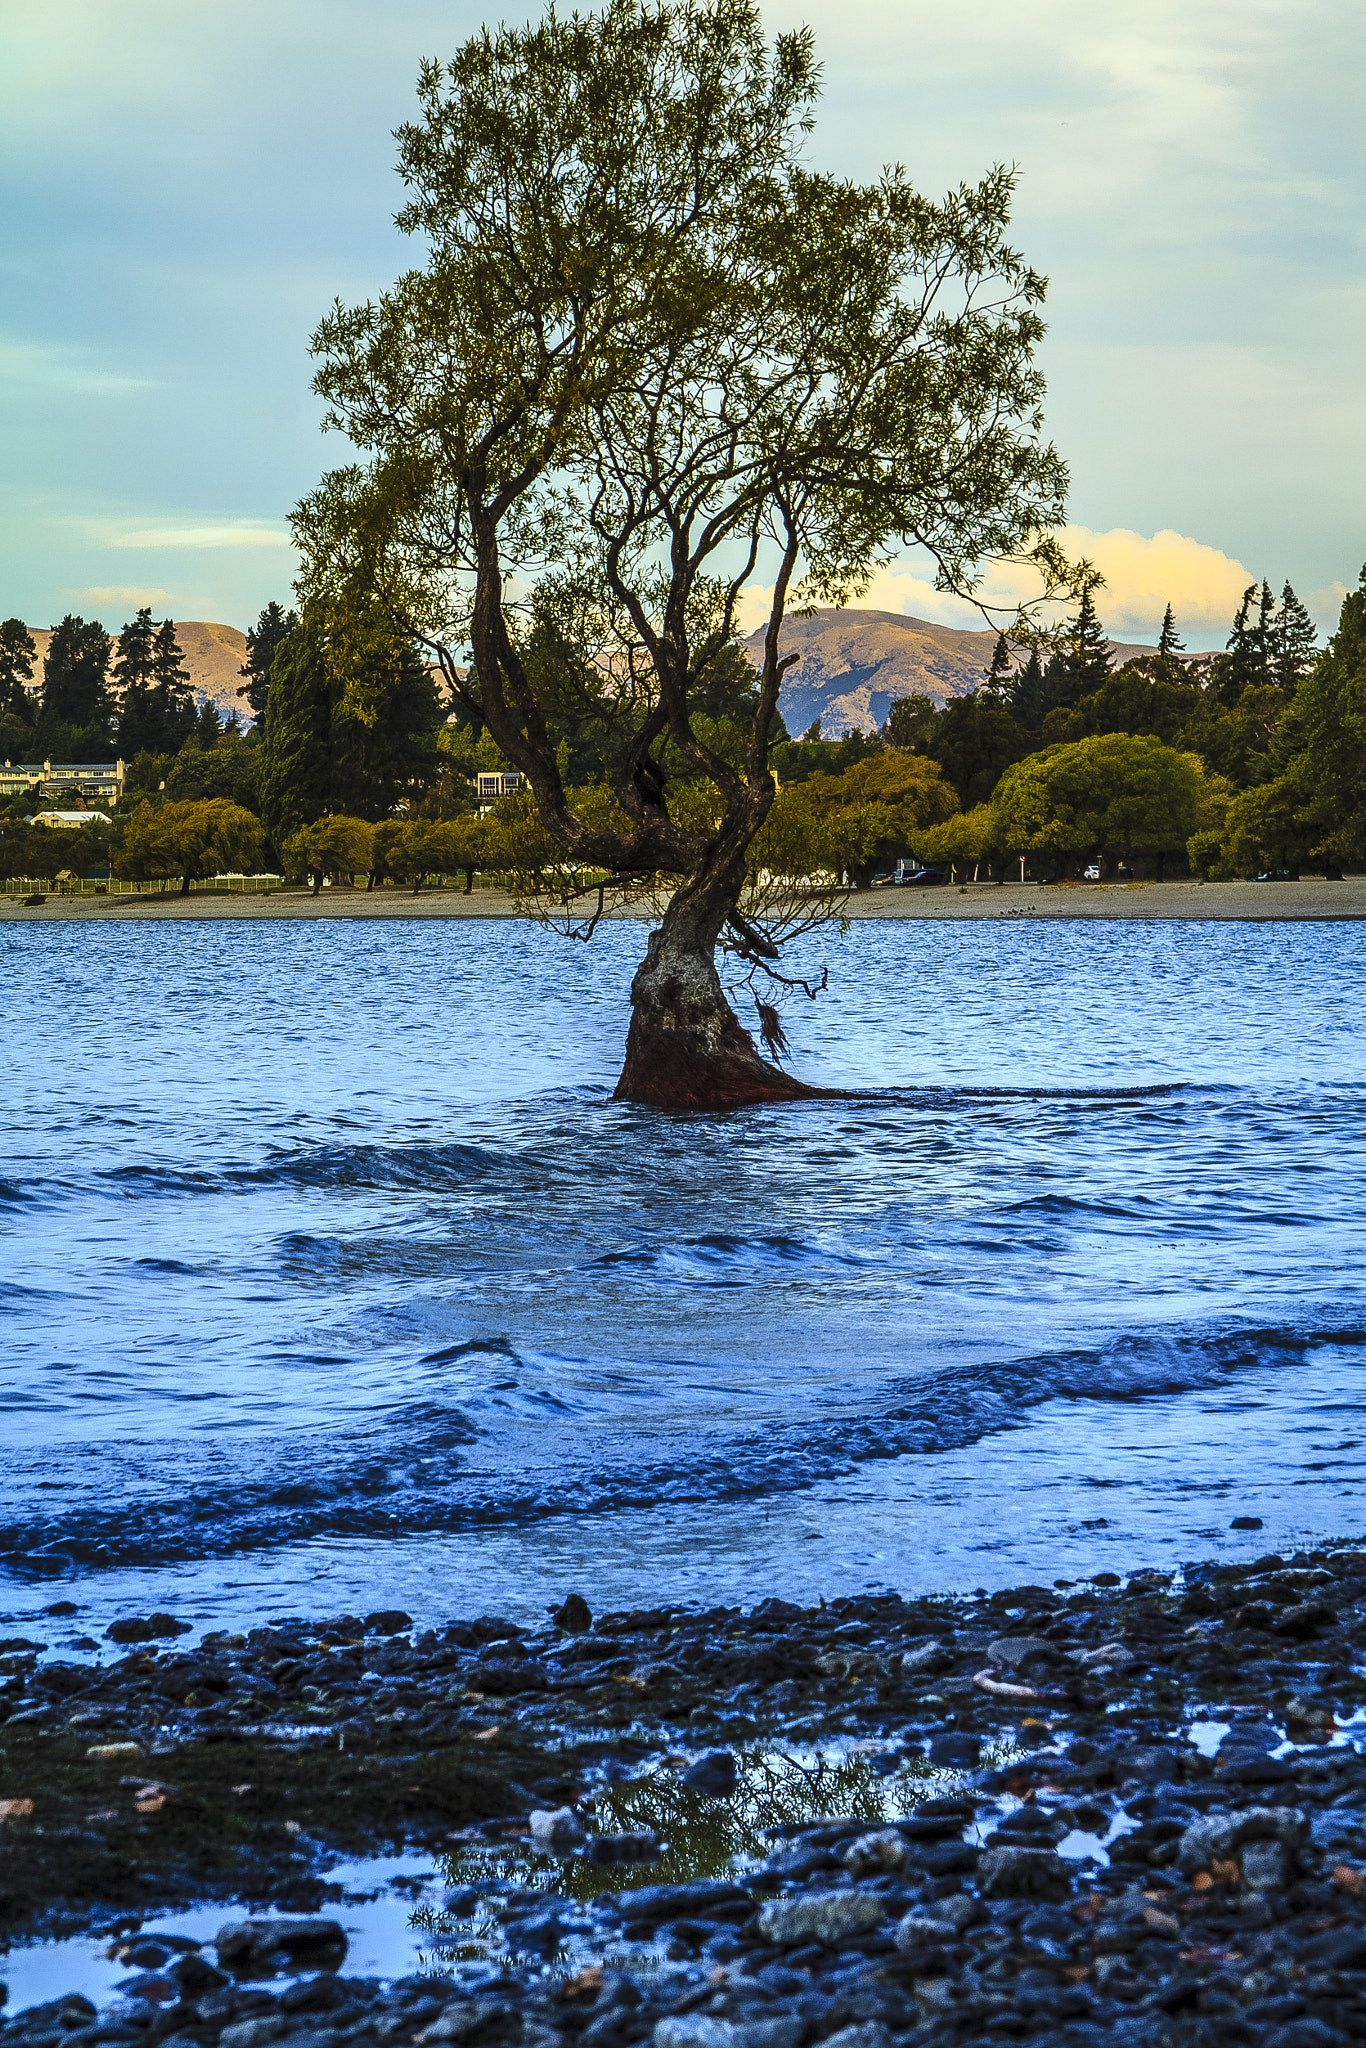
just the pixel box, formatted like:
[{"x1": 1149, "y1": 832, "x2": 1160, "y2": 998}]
[
  {"x1": 70, "y1": 585, "x2": 171, "y2": 607},
  {"x1": 80, "y1": 516, "x2": 292, "y2": 551},
  {"x1": 738, "y1": 526, "x2": 1262, "y2": 644},
  {"x1": 0, "y1": 338, "x2": 153, "y2": 397}
]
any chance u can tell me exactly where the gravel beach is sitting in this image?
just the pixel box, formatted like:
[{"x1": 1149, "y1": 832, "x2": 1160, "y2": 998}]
[
  {"x1": 6, "y1": 1546, "x2": 1366, "y2": 2046},
  {"x1": 2, "y1": 877, "x2": 1363, "y2": 925}
]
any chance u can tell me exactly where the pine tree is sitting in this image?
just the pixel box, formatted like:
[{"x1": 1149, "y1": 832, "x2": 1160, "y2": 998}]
[
  {"x1": 983, "y1": 632, "x2": 1013, "y2": 695},
  {"x1": 43, "y1": 615, "x2": 114, "y2": 734},
  {"x1": 1157, "y1": 604, "x2": 1184, "y2": 662},
  {"x1": 258, "y1": 628, "x2": 340, "y2": 851},
  {"x1": 1007, "y1": 647, "x2": 1049, "y2": 732},
  {"x1": 1272, "y1": 582, "x2": 1318, "y2": 693},
  {"x1": 1053, "y1": 581, "x2": 1110, "y2": 708},
  {"x1": 1252, "y1": 579, "x2": 1275, "y2": 684},
  {"x1": 238, "y1": 601, "x2": 299, "y2": 726},
  {"x1": 0, "y1": 618, "x2": 38, "y2": 721},
  {"x1": 1216, "y1": 583, "x2": 1261, "y2": 705},
  {"x1": 195, "y1": 700, "x2": 222, "y2": 748},
  {"x1": 151, "y1": 620, "x2": 196, "y2": 750}
]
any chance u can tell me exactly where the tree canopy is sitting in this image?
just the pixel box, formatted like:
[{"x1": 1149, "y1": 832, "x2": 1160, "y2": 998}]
[
  {"x1": 291, "y1": 0, "x2": 1070, "y2": 1105},
  {"x1": 990, "y1": 733, "x2": 1203, "y2": 876}
]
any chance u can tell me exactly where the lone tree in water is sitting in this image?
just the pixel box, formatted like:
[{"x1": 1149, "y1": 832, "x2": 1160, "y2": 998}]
[{"x1": 294, "y1": 0, "x2": 1069, "y2": 1108}]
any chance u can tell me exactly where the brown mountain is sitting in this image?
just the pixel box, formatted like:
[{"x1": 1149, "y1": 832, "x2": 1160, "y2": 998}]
[
  {"x1": 24, "y1": 621, "x2": 250, "y2": 728},
  {"x1": 740, "y1": 608, "x2": 1161, "y2": 736}
]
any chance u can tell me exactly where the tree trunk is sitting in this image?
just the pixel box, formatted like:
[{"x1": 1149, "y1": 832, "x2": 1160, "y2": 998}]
[
  {"x1": 613, "y1": 884, "x2": 824, "y2": 1110},
  {"x1": 180, "y1": 873, "x2": 191, "y2": 896},
  {"x1": 463, "y1": 866, "x2": 474, "y2": 895}
]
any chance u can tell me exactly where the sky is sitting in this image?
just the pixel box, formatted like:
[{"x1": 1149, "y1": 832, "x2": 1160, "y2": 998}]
[{"x1": 2, "y1": 0, "x2": 1362, "y2": 650}]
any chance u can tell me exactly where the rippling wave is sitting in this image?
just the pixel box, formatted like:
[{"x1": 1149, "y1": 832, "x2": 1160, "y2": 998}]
[{"x1": 2, "y1": 914, "x2": 1364, "y2": 1622}]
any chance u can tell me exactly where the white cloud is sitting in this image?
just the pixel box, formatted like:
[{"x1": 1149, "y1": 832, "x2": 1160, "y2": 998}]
[
  {"x1": 71, "y1": 585, "x2": 171, "y2": 607},
  {"x1": 82, "y1": 517, "x2": 292, "y2": 551},
  {"x1": 739, "y1": 526, "x2": 1261, "y2": 644}
]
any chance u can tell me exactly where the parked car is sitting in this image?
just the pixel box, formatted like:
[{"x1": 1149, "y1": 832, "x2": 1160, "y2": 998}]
[
  {"x1": 1082, "y1": 862, "x2": 1103, "y2": 881},
  {"x1": 1255, "y1": 868, "x2": 1299, "y2": 882},
  {"x1": 897, "y1": 867, "x2": 946, "y2": 887},
  {"x1": 871, "y1": 871, "x2": 895, "y2": 887}
]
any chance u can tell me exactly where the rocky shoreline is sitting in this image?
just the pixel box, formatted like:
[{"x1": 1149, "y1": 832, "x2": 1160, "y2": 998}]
[{"x1": 6, "y1": 1543, "x2": 1366, "y2": 2046}]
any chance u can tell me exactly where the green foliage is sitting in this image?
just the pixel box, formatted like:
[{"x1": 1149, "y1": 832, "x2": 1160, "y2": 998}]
[
  {"x1": 282, "y1": 814, "x2": 375, "y2": 886},
  {"x1": 115, "y1": 798, "x2": 264, "y2": 892},
  {"x1": 0, "y1": 619, "x2": 37, "y2": 724},
  {"x1": 0, "y1": 820, "x2": 110, "y2": 881},
  {"x1": 42, "y1": 615, "x2": 113, "y2": 735},
  {"x1": 1051, "y1": 578, "x2": 1111, "y2": 707},
  {"x1": 803, "y1": 750, "x2": 958, "y2": 882},
  {"x1": 258, "y1": 615, "x2": 443, "y2": 852},
  {"x1": 164, "y1": 726, "x2": 262, "y2": 811},
  {"x1": 990, "y1": 733, "x2": 1203, "y2": 873},
  {"x1": 115, "y1": 611, "x2": 196, "y2": 756},
  {"x1": 291, "y1": 0, "x2": 1069, "y2": 979},
  {"x1": 1215, "y1": 776, "x2": 1312, "y2": 877},
  {"x1": 238, "y1": 602, "x2": 299, "y2": 726},
  {"x1": 1273, "y1": 565, "x2": 1366, "y2": 864},
  {"x1": 885, "y1": 691, "x2": 1028, "y2": 808},
  {"x1": 1066, "y1": 661, "x2": 1201, "y2": 747},
  {"x1": 770, "y1": 728, "x2": 884, "y2": 784}
]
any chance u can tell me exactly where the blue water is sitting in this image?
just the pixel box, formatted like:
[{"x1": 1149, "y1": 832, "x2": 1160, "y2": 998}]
[{"x1": 2, "y1": 913, "x2": 1364, "y2": 1639}]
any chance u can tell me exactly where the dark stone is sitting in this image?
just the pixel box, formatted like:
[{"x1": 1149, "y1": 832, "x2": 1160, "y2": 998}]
[
  {"x1": 146, "y1": 1614, "x2": 191, "y2": 1638},
  {"x1": 105, "y1": 1617, "x2": 155, "y2": 1644},
  {"x1": 927, "y1": 1732, "x2": 980, "y2": 1768},
  {"x1": 362, "y1": 1610, "x2": 411, "y2": 1636},
  {"x1": 682, "y1": 1751, "x2": 738, "y2": 1799},
  {"x1": 550, "y1": 1593, "x2": 593, "y2": 1633},
  {"x1": 1232, "y1": 1517, "x2": 1265, "y2": 1530}
]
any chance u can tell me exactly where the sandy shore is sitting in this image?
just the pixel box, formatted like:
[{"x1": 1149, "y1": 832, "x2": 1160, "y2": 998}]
[{"x1": 3, "y1": 874, "x2": 1364, "y2": 925}]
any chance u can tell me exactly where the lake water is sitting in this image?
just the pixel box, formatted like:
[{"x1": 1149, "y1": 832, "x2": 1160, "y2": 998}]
[{"x1": 2, "y1": 912, "x2": 1364, "y2": 1640}]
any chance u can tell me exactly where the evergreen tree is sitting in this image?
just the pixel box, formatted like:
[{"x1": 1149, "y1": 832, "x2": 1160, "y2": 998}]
[
  {"x1": 257, "y1": 616, "x2": 441, "y2": 851},
  {"x1": 238, "y1": 601, "x2": 299, "y2": 726},
  {"x1": 42, "y1": 615, "x2": 113, "y2": 733},
  {"x1": 195, "y1": 700, "x2": 222, "y2": 748},
  {"x1": 1216, "y1": 583, "x2": 1262, "y2": 705},
  {"x1": 983, "y1": 632, "x2": 1012, "y2": 695},
  {"x1": 1272, "y1": 582, "x2": 1318, "y2": 693},
  {"x1": 1006, "y1": 647, "x2": 1049, "y2": 732},
  {"x1": 0, "y1": 618, "x2": 38, "y2": 722},
  {"x1": 1157, "y1": 604, "x2": 1184, "y2": 662},
  {"x1": 258, "y1": 629, "x2": 336, "y2": 850},
  {"x1": 1051, "y1": 581, "x2": 1110, "y2": 710},
  {"x1": 152, "y1": 619, "x2": 197, "y2": 750}
]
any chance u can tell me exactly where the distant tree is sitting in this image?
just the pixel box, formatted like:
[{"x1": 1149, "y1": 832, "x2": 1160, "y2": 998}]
[
  {"x1": 1271, "y1": 582, "x2": 1318, "y2": 695},
  {"x1": 913, "y1": 692, "x2": 1029, "y2": 808},
  {"x1": 195, "y1": 700, "x2": 222, "y2": 748},
  {"x1": 982, "y1": 632, "x2": 1013, "y2": 695},
  {"x1": 238, "y1": 601, "x2": 300, "y2": 726},
  {"x1": 114, "y1": 612, "x2": 195, "y2": 756},
  {"x1": 151, "y1": 619, "x2": 197, "y2": 748},
  {"x1": 802, "y1": 718, "x2": 823, "y2": 742},
  {"x1": 1068, "y1": 662, "x2": 1200, "y2": 747},
  {"x1": 283, "y1": 814, "x2": 375, "y2": 894},
  {"x1": 1157, "y1": 603, "x2": 1184, "y2": 663},
  {"x1": 1051, "y1": 580, "x2": 1111, "y2": 708},
  {"x1": 257, "y1": 628, "x2": 336, "y2": 849},
  {"x1": 1215, "y1": 583, "x2": 1264, "y2": 705},
  {"x1": 801, "y1": 750, "x2": 958, "y2": 887},
  {"x1": 115, "y1": 797, "x2": 264, "y2": 894},
  {"x1": 916, "y1": 801, "x2": 1003, "y2": 879},
  {"x1": 0, "y1": 619, "x2": 38, "y2": 723},
  {"x1": 42, "y1": 615, "x2": 113, "y2": 735},
  {"x1": 991, "y1": 732, "x2": 1202, "y2": 880},
  {"x1": 1006, "y1": 646, "x2": 1049, "y2": 733},
  {"x1": 884, "y1": 693, "x2": 940, "y2": 752},
  {"x1": 258, "y1": 612, "x2": 444, "y2": 851},
  {"x1": 1274, "y1": 565, "x2": 1366, "y2": 866},
  {"x1": 1216, "y1": 776, "x2": 1312, "y2": 878},
  {"x1": 163, "y1": 722, "x2": 262, "y2": 811}
]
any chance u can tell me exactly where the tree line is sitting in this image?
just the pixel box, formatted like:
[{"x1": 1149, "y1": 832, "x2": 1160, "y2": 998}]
[{"x1": 3, "y1": 565, "x2": 1362, "y2": 894}]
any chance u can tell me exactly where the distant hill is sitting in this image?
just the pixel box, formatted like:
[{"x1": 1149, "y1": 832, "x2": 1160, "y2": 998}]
[
  {"x1": 23, "y1": 621, "x2": 250, "y2": 728},
  {"x1": 740, "y1": 608, "x2": 1163, "y2": 736}
]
